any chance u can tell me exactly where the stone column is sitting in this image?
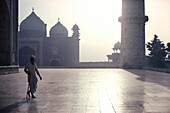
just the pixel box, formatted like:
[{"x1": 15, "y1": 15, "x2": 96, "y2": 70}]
[
  {"x1": 119, "y1": 0, "x2": 148, "y2": 68},
  {"x1": 10, "y1": 0, "x2": 19, "y2": 65}
]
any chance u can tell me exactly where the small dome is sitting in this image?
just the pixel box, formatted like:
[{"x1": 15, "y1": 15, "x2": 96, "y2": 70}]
[
  {"x1": 113, "y1": 42, "x2": 121, "y2": 50},
  {"x1": 50, "y1": 21, "x2": 68, "y2": 37},
  {"x1": 20, "y1": 11, "x2": 45, "y2": 31},
  {"x1": 72, "y1": 24, "x2": 80, "y2": 31}
]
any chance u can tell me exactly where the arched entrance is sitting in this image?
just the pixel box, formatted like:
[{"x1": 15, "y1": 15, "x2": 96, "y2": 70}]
[
  {"x1": 19, "y1": 46, "x2": 35, "y2": 66},
  {"x1": 50, "y1": 60, "x2": 60, "y2": 66}
]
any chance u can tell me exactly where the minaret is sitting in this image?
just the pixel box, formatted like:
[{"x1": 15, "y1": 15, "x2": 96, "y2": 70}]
[
  {"x1": 72, "y1": 24, "x2": 80, "y2": 38},
  {"x1": 71, "y1": 24, "x2": 80, "y2": 66},
  {"x1": 119, "y1": 0, "x2": 148, "y2": 68}
]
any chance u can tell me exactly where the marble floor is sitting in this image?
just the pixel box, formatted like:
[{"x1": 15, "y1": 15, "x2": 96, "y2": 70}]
[{"x1": 0, "y1": 68, "x2": 170, "y2": 113}]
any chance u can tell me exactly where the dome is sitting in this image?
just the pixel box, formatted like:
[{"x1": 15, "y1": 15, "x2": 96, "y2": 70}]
[
  {"x1": 72, "y1": 24, "x2": 80, "y2": 31},
  {"x1": 113, "y1": 42, "x2": 121, "y2": 50},
  {"x1": 20, "y1": 10, "x2": 45, "y2": 31},
  {"x1": 50, "y1": 21, "x2": 68, "y2": 37}
]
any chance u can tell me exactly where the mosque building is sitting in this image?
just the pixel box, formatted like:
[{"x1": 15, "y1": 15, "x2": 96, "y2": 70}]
[{"x1": 19, "y1": 9, "x2": 80, "y2": 67}]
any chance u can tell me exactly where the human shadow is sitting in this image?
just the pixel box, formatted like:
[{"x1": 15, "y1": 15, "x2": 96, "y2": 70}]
[
  {"x1": 0, "y1": 98, "x2": 38, "y2": 113},
  {"x1": 0, "y1": 98, "x2": 27, "y2": 112},
  {"x1": 125, "y1": 69, "x2": 170, "y2": 90}
]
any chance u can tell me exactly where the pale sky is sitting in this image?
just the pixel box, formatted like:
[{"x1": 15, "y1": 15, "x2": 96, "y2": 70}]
[{"x1": 19, "y1": 0, "x2": 170, "y2": 62}]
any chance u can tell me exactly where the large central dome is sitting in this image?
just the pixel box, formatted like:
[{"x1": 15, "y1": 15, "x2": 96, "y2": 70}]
[
  {"x1": 20, "y1": 10, "x2": 45, "y2": 31},
  {"x1": 50, "y1": 21, "x2": 68, "y2": 38}
]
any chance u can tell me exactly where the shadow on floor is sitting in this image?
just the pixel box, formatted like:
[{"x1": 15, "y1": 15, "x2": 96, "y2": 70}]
[
  {"x1": 125, "y1": 69, "x2": 170, "y2": 89},
  {"x1": 0, "y1": 98, "x2": 38, "y2": 113}
]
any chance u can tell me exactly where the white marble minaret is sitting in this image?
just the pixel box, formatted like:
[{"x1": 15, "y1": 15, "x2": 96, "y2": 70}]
[{"x1": 119, "y1": 0, "x2": 148, "y2": 68}]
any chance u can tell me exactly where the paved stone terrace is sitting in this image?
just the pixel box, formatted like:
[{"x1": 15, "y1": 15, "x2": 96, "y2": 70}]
[{"x1": 0, "y1": 68, "x2": 170, "y2": 113}]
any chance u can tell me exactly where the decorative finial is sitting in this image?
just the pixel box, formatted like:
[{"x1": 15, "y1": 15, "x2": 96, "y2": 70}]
[
  {"x1": 58, "y1": 17, "x2": 60, "y2": 22},
  {"x1": 32, "y1": 7, "x2": 34, "y2": 12}
]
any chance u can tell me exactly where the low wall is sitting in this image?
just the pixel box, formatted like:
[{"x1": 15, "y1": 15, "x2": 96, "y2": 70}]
[
  {"x1": 143, "y1": 67, "x2": 170, "y2": 73},
  {"x1": 0, "y1": 66, "x2": 19, "y2": 75},
  {"x1": 79, "y1": 62, "x2": 119, "y2": 68}
]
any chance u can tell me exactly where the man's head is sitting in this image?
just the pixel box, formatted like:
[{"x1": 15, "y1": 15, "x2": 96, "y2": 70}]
[{"x1": 30, "y1": 55, "x2": 36, "y2": 62}]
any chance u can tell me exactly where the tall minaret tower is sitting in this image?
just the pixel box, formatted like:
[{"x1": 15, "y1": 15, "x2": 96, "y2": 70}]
[
  {"x1": 71, "y1": 24, "x2": 80, "y2": 66},
  {"x1": 119, "y1": 0, "x2": 148, "y2": 68}
]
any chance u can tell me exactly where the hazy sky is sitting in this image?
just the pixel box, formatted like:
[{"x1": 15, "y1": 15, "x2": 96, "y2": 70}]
[{"x1": 19, "y1": 0, "x2": 170, "y2": 62}]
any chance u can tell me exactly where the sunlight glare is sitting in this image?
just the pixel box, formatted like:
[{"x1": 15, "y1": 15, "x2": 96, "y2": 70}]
[{"x1": 74, "y1": 0, "x2": 122, "y2": 61}]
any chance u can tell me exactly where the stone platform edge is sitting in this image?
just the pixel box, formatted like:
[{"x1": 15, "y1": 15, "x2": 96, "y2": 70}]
[
  {"x1": 20, "y1": 66, "x2": 119, "y2": 69},
  {"x1": 0, "y1": 66, "x2": 19, "y2": 75}
]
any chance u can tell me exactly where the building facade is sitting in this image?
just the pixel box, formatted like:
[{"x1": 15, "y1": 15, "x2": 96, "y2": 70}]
[
  {"x1": 119, "y1": 0, "x2": 148, "y2": 68},
  {"x1": 0, "y1": 0, "x2": 18, "y2": 66},
  {"x1": 19, "y1": 10, "x2": 80, "y2": 67}
]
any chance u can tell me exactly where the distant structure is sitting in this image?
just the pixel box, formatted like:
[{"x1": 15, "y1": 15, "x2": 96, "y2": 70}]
[
  {"x1": 107, "y1": 42, "x2": 121, "y2": 63},
  {"x1": 0, "y1": 0, "x2": 18, "y2": 66},
  {"x1": 119, "y1": 0, "x2": 148, "y2": 68},
  {"x1": 19, "y1": 9, "x2": 80, "y2": 67}
]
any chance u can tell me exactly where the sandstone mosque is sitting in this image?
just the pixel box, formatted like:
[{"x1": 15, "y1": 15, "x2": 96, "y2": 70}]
[{"x1": 19, "y1": 9, "x2": 80, "y2": 67}]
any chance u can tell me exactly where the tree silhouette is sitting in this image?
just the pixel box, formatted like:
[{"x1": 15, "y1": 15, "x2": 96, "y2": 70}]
[
  {"x1": 166, "y1": 42, "x2": 170, "y2": 59},
  {"x1": 146, "y1": 35, "x2": 167, "y2": 67}
]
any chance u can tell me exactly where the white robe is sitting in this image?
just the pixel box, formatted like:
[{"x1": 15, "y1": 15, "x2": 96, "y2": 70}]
[{"x1": 25, "y1": 62, "x2": 38, "y2": 93}]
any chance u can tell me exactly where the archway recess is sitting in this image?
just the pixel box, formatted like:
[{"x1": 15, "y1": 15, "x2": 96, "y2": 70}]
[
  {"x1": 19, "y1": 46, "x2": 35, "y2": 66},
  {"x1": 50, "y1": 60, "x2": 60, "y2": 66}
]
